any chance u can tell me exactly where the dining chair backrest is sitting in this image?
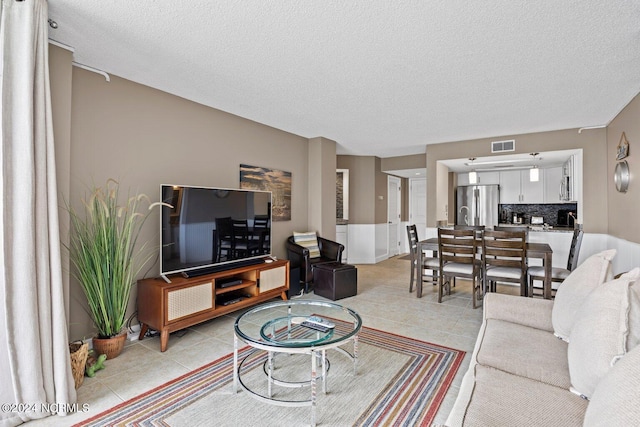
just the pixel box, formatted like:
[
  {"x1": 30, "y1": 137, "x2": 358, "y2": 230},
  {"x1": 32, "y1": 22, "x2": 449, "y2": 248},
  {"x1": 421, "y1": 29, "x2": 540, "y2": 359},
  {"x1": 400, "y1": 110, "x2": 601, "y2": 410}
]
[
  {"x1": 566, "y1": 227, "x2": 584, "y2": 271},
  {"x1": 482, "y1": 230, "x2": 527, "y2": 270},
  {"x1": 407, "y1": 224, "x2": 419, "y2": 259},
  {"x1": 438, "y1": 228, "x2": 479, "y2": 268},
  {"x1": 453, "y1": 225, "x2": 485, "y2": 230},
  {"x1": 454, "y1": 224, "x2": 485, "y2": 239},
  {"x1": 494, "y1": 226, "x2": 529, "y2": 241}
]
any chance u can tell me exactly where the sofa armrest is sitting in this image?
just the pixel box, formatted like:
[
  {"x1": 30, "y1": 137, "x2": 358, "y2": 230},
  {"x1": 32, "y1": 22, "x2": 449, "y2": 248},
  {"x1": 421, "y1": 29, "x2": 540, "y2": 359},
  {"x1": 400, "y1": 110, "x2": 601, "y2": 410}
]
[
  {"x1": 483, "y1": 293, "x2": 554, "y2": 332},
  {"x1": 286, "y1": 238, "x2": 309, "y2": 270},
  {"x1": 318, "y1": 237, "x2": 344, "y2": 261}
]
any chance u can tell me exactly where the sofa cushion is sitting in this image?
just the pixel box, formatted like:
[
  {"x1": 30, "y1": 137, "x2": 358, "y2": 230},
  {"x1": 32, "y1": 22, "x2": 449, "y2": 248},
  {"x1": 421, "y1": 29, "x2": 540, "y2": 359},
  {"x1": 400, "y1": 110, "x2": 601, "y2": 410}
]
[
  {"x1": 476, "y1": 319, "x2": 571, "y2": 389},
  {"x1": 567, "y1": 268, "x2": 640, "y2": 399},
  {"x1": 583, "y1": 343, "x2": 640, "y2": 426},
  {"x1": 552, "y1": 249, "x2": 616, "y2": 341},
  {"x1": 462, "y1": 365, "x2": 588, "y2": 427},
  {"x1": 484, "y1": 293, "x2": 554, "y2": 332},
  {"x1": 293, "y1": 231, "x2": 320, "y2": 258}
]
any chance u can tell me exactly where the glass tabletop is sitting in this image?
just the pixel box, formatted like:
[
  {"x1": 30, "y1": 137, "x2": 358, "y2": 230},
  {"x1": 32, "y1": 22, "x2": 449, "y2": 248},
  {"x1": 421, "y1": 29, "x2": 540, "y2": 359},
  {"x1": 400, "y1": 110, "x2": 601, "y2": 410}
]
[{"x1": 234, "y1": 300, "x2": 362, "y2": 349}]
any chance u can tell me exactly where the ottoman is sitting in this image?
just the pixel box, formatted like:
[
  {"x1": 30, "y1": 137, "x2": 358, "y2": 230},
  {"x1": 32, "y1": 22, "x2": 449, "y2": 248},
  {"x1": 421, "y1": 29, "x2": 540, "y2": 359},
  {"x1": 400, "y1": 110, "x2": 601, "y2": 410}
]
[{"x1": 312, "y1": 262, "x2": 357, "y2": 301}]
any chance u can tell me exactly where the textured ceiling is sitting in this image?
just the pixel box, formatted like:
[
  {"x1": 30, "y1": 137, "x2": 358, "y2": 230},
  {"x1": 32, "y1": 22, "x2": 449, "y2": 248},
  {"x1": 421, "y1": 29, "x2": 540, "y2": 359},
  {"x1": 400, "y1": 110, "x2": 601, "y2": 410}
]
[{"x1": 47, "y1": 1, "x2": 640, "y2": 158}]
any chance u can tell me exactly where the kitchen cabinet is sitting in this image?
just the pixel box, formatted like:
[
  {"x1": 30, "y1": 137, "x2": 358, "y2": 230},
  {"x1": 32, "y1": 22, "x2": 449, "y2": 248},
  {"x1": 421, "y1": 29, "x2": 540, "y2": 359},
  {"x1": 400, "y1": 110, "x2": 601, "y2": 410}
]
[
  {"x1": 544, "y1": 166, "x2": 563, "y2": 203},
  {"x1": 457, "y1": 171, "x2": 500, "y2": 186},
  {"x1": 499, "y1": 170, "x2": 544, "y2": 204}
]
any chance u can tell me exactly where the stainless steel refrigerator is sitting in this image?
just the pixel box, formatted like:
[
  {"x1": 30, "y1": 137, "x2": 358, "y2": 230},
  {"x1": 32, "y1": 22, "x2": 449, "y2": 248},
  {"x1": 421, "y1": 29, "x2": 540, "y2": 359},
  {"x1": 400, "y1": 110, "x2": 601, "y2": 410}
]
[{"x1": 456, "y1": 184, "x2": 500, "y2": 227}]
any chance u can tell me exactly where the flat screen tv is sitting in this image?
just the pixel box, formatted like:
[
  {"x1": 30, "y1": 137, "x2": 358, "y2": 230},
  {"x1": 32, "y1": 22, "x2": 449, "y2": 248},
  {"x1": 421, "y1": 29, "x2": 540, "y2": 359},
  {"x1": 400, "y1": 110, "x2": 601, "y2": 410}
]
[{"x1": 160, "y1": 185, "x2": 272, "y2": 280}]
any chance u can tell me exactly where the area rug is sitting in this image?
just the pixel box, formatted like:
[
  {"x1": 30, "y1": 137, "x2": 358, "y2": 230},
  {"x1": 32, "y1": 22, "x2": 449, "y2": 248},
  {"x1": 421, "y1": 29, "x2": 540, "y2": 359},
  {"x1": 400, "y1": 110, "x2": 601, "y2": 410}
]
[{"x1": 74, "y1": 324, "x2": 465, "y2": 427}]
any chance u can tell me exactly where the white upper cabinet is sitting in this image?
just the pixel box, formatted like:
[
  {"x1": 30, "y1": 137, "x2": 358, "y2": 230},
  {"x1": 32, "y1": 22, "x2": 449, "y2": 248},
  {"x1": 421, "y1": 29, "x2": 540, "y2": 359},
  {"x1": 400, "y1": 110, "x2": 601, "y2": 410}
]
[
  {"x1": 544, "y1": 166, "x2": 564, "y2": 203},
  {"x1": 457, "y1": 171, "x2": 500, "y2": 186},
  {"x1": 499, "y1": 170, "x2": 544, "y2": 204},
  {"x1": 499, "y1": 170, "x2": 522, "y2": 203}
]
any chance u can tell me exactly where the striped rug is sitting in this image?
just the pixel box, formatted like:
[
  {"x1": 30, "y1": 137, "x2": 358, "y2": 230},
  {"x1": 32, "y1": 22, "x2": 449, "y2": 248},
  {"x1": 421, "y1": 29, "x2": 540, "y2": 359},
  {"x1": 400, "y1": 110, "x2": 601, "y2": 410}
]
[{"x1": 74, "y1": 324, "x2": 465, "y2": 427}]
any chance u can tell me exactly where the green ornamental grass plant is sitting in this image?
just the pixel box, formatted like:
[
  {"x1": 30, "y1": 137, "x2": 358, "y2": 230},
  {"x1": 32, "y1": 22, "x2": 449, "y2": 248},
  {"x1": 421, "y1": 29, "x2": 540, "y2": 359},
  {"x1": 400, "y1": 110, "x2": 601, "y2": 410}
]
[{"x1": 67, "y1": 179, "x2": 167, "y2": 339}]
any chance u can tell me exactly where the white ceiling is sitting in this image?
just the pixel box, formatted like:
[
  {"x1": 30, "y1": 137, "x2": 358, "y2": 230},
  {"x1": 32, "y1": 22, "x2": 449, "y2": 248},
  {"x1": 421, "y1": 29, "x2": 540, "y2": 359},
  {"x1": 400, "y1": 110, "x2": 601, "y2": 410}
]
[{"x1": 47, "y1": 1, "x2": 640, "y2": 158}]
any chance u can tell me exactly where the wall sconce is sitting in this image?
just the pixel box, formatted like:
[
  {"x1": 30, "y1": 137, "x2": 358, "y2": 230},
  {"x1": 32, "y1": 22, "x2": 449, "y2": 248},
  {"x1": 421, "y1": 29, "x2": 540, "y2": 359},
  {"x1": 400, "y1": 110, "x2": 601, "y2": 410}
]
[
  {"x1": 468, "y1": 158, "x2": 477, "y2": 184},
  {"x1": 530, "y1": 153, "x2": 540, "y2": 182}
]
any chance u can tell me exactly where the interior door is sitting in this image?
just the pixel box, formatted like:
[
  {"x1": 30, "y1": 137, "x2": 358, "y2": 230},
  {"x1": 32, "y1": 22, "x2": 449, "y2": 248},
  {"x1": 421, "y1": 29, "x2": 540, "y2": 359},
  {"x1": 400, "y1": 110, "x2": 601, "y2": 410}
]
[
  {"x1": 409, "y1": 178, "x2": 427, "y2": 239},
  {"x1": 388, "y1": 176, "x2": 401, "y2": 256}
]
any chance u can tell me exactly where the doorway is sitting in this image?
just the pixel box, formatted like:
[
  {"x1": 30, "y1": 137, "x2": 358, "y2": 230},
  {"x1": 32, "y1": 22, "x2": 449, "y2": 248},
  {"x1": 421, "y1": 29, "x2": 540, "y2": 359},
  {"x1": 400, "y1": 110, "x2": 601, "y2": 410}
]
[{"x1": 387, "y1": 176, "x2": 401, "y2": 256}]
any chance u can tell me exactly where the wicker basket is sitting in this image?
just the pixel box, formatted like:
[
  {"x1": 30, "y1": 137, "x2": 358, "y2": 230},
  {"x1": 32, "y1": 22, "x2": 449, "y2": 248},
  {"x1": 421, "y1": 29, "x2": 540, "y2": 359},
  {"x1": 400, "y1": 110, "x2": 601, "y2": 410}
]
[
  {"x1": 69, "y1": 341, "x2": 89, "y2": 389},
  {"x1": 92, "y1": 333, "x2": 127, "y2": 360}
]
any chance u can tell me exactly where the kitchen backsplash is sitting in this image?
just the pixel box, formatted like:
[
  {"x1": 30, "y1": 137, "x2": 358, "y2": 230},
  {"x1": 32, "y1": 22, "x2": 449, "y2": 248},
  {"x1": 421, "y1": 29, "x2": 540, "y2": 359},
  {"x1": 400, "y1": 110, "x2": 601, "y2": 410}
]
[{"x1": 499, "y1": 203, "x2": 578, "y2": 226}]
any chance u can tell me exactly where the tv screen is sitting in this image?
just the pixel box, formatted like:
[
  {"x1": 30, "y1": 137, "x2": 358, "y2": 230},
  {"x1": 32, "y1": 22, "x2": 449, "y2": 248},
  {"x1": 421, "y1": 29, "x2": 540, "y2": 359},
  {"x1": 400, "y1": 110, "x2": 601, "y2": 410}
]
[{"x1": 160, "y1": 185, "x2": 272, "y2": 277}]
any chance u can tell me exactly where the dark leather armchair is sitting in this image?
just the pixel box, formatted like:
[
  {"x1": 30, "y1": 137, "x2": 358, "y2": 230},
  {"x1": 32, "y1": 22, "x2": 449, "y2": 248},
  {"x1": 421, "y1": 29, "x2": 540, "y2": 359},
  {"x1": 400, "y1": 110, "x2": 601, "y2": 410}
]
[{"x1": 286, "y1": 235, "x2": 344, "y2": 292}]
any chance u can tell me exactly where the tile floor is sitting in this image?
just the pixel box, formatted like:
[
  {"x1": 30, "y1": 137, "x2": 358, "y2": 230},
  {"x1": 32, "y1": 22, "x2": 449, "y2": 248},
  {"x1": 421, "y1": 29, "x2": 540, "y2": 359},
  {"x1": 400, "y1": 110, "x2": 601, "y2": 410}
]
[{"x1": 29, "y1": 256, "x2": 519, "y2": 426}]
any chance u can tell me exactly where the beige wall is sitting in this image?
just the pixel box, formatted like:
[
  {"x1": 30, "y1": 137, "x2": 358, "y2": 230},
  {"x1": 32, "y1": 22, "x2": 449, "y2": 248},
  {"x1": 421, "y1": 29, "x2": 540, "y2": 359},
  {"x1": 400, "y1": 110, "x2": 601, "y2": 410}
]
[
  {"x1": 374, "y1": 157, "x2": 388, "y2": 224},
  {"x1": 607, "y1": 92, "x2": 640, "y2": 242},
  {"x1": 51, "y1": 48, "x2": 314, "y2": 340},
  {"x1": 337, "y1": 155, "x2": 405, "y2": 224},
  {"x1": 308, "y1": 137, "x2": 337, "y2": 239},
  {"x1": 426, "y1": 128, "x2": 608, "y2": 233},
  {"x1": 381, "y1": 154, "x2": 426, "y2": 171},
  {"x1": 49, "y1": 45, "x2": 73, "y2": 317},
  {"x1": 337, "y1": 155, "x2": 376, "y2": 224}
]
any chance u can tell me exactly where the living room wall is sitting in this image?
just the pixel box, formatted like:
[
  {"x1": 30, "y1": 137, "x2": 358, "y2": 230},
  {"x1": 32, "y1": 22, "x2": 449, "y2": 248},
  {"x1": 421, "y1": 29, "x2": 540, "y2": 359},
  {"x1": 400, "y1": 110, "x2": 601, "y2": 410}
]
[
  {"x1": 607, "y1": 92, "x2": 640, "y2": 243},
  {"x1": 49, "y1": 46, "x2": 314, "y2": 340}
]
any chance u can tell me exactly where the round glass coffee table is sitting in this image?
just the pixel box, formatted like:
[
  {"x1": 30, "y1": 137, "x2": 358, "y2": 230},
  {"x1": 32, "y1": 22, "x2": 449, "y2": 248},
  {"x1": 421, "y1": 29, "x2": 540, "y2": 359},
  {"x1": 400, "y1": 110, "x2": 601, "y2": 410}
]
[{"x1": 233, "y1": 300, "x2": 362, "y2": 426}]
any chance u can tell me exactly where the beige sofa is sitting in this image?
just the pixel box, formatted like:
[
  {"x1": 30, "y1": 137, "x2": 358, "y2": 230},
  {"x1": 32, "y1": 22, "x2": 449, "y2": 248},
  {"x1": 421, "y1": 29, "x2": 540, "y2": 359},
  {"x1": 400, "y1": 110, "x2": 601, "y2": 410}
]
[{"x1": 446, "y1": 250, "x2": 640, "y2": 426}]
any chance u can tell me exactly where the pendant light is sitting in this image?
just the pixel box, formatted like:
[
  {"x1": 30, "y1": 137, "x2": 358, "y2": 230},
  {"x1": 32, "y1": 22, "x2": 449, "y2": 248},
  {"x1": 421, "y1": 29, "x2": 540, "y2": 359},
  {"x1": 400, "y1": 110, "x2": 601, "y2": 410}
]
[
  {"x1": 468, "y1": 158, "x2": 477, "y2": 184},
  {"x1": 530, "y1": 153, "x2": 540, "y2": 182}
]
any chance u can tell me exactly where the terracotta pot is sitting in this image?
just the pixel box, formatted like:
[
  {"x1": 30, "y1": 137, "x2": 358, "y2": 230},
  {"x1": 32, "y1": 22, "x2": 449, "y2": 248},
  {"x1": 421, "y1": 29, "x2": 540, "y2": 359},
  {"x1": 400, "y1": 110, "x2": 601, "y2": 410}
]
[{"x1": 92, "y1": 333, "x2": 126, "y2": 359}]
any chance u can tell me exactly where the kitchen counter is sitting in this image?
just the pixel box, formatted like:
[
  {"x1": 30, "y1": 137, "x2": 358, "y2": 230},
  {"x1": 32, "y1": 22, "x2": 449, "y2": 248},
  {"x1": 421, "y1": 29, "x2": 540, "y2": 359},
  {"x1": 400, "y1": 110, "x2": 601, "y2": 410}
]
[{"x1": 498, "y1": 223, "x2": 575, "y2": 232}]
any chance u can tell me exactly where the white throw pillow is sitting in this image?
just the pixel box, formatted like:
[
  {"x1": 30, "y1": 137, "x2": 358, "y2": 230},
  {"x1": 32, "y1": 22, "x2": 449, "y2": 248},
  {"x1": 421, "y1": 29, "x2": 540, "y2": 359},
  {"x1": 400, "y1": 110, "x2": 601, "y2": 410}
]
[
  {"x1": 583, "y1": 343, "x2": 640, "y2": 426},
  {"x1": 293, "y1": 231, "x2": 321, "y2": 258},
  {"x1": 552, "y1": 249, "x2": 616, "y2": 341},
  {"x1": 567, "y1": 268, "x2": 640, "y2": 399}
]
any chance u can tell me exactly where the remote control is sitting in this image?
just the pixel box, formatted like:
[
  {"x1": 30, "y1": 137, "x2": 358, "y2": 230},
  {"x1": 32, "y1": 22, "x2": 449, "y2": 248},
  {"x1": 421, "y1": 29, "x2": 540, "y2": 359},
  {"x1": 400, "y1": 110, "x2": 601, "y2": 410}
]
[
  {"x1": 301, "y1": 321, "x2": 331, "y2": 333},
  {"x1": 305, "y1": 316, "x2": 335, "y2": 329}
]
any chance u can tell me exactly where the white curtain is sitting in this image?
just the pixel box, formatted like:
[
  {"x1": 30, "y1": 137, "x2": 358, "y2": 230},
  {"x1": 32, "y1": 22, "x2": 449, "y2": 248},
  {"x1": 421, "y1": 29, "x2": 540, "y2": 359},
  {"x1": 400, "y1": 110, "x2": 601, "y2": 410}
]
[{"x1": 0, "y1": 0, "x2": 76, "y2": 425}]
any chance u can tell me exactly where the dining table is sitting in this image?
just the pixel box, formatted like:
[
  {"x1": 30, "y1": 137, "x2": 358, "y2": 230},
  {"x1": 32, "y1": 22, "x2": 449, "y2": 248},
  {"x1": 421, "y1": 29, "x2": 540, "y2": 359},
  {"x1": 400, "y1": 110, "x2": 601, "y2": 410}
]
[{"x1": 417, "y1": 237, "x2": 554, "y2": 299}]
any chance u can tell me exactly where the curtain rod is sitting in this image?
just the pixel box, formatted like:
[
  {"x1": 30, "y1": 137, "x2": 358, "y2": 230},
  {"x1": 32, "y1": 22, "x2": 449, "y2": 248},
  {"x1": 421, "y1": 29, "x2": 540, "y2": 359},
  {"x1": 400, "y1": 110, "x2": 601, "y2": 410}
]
[{"x1": 71, "y1": 62, "x2": 111, "y2": 82}]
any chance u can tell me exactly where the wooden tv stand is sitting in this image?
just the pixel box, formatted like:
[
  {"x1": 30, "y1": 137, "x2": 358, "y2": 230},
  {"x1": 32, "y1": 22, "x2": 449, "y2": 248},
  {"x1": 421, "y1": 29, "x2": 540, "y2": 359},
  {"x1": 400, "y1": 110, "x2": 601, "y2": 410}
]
[{"x1": 137, "y1": 259, "x2": 289, "y2": 352}]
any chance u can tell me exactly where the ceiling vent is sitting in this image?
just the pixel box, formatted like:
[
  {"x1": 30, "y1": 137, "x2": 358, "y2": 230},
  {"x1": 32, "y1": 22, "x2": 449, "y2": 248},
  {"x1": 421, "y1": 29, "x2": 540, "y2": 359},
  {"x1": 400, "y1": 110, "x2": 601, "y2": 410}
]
[{"x1": 491, "y1": 139, "x2": 515, "y2": 153}]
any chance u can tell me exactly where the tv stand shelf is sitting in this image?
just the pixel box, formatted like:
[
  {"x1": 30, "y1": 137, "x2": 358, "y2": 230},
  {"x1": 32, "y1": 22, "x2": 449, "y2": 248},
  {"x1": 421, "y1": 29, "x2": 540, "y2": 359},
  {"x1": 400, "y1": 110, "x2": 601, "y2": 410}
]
[{"x1": 137, "y1": 259, "x2": 289, "y2": 352}]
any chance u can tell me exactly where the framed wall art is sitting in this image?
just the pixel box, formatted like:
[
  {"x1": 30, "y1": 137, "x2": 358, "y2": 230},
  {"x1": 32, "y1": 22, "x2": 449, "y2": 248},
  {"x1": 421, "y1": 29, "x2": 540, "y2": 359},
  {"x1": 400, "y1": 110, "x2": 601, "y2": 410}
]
[
  {"x1": 240, "y1": 164, "x2": 291, "y2": 221},
  {"x1": 616, "y1": 132, "x2": 629, "y2": 160}
]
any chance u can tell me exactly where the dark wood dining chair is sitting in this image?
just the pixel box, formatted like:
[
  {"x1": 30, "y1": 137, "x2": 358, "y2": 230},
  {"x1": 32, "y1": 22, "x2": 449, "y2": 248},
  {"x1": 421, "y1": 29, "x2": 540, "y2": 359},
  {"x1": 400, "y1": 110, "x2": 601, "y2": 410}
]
[
  {"x1": 528, "y1": 226, "x2": 584, "y2": 298},
  {"x1": 438, "y1": 228, "x2": 483, "y2": 308},
  {"x1": 494, "y1": 225, "x2": 528, "y2": 241},
  {"x1": 482, "y1": 229, "x2": 528, "y2": 296},
  {"x1": 406, "y1": 225, "x2": 439, "y2": 293}
]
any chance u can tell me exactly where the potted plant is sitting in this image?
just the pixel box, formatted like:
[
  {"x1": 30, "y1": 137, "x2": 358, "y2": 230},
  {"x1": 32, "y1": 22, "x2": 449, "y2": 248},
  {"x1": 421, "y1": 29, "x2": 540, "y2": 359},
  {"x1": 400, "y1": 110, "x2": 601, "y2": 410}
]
[{"x1": 66, "y1": 179, "x2": 165, "y2": 359}]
